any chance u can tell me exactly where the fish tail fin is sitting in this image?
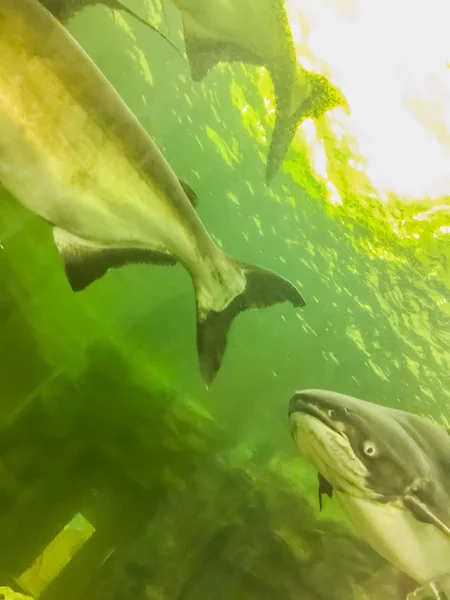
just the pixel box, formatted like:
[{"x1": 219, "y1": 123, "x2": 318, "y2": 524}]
[
  {"x1": 265, "y1": 113, "x2": 299, "y2": 184},
  {"x1": 266, "y1": 71, "x2": 348, "y2": 183},
  {"x1": 195, "y1": 259, "x2": 306, "y2": 385}
]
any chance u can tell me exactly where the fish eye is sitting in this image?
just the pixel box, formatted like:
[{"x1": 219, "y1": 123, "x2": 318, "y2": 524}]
[
  {"x1": 327, "y1": 409, "x2": 335, "y2": 419},
  {"x1": 363, "y1": 441, "x2": 377, "y2": 457}
]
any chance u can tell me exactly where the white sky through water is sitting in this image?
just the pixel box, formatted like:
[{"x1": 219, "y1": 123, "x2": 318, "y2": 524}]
[{"x1": 286, "y1": 0, "x2": 450, "y2": 199}]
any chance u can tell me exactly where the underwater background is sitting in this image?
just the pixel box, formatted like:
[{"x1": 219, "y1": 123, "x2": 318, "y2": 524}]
[{"x1": 0, "y1": 0, "x2": 449, "y2": 598}]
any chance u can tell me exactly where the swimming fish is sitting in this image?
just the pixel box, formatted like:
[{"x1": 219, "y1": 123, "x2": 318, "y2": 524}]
[
  {"x1": 40, "y1": 0, "x2": 348, "y2": 181},
  {"x1": 170, "y1": 0, "x2": 349, "y2": 182},
  {"x1": 39, "y1": 0, "x2": 182, "y2": 56},
  {"x1": 289, "y1": 389, "x2": 450, "y2": 598},
  {"x1": 0, "y1": 0, "x2": 306, "y2": 385}
]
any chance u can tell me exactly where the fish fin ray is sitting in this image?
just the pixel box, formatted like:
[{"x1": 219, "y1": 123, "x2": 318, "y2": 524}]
[
  {"x1": 195, "y1": 259, "x2": 306, "y2": 385},
  {"x1": 53, "y1": 228, "x2": 176, "y2": 292},
  {"x1": 178, "y1": 178, "x2": 198, "y2": 208}
]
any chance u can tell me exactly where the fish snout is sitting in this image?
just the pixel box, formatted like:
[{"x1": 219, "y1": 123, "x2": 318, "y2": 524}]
[{"x1": 289, "y1": 390, "x2": 311, "y2": 416}]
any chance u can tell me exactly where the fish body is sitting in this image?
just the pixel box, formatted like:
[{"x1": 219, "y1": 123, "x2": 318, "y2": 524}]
[
  {"x1": 0, "y1": 0, "x2": 305, "y2": 383},
  {"x1": 170, "y1": 0, "x2": 349, "y2": 182},
  {"x1": 289, "y1": 389, "x2": 450, "y2": 593},
  {"x1": 38, "y1": 0, "x2": 348, "y2": 181}
]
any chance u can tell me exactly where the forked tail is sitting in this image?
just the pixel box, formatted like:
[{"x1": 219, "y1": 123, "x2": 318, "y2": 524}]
[
  {"x1": 196, "y1": 260, "x2": 306, "y2": 385},
  {"x1": 265, "y1": 113, "x2": 299, "y2": 184},
  {"x1": 265, "y1": 71, "x2": 349, "y2": 183}
]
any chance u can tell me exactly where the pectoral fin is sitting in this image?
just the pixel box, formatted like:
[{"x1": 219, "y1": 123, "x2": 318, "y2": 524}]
[
  {"x1": 318, "y1": 473, "x2": 333, "y2": 511},
  {"x1": 53, "y1": 228, "x2": 176, "y2": 292},
  {"x1": 404, "y1": 492, "x2": 450, "y2": 538}
]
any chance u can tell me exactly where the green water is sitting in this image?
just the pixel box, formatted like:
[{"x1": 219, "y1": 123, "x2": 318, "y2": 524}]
[{"x1": 0, "y1": 1, "x2": 449, "y2": 599}]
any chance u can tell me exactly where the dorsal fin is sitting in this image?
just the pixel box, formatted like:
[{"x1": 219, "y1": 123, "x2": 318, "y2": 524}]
[{"x1": 53, "y1": 228, "x2": 176, "y2": 291}]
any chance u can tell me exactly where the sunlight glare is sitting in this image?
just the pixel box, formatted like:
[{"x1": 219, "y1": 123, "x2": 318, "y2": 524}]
[{"x1": 286, "y1": 0, "x2": 450, "y2": 199}]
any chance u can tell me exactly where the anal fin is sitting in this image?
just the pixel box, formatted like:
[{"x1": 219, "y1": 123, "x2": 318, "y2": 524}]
[
  {"x1": 181, "y1": 15, "x2": 263, "y2": 81},
  {"x1": 181, "y1": 16, "x2": 218, "y2": 81},
  {"x1": 53, "y1": 228, "x2": 176, "y2": 292}
]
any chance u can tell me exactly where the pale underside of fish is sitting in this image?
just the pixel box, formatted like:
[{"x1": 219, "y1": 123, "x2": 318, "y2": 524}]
[{"x1": 0, "y1": 0, "x2": 306, "y2": 385}]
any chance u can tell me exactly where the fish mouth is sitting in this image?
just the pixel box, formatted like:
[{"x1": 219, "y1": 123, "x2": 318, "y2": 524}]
[
  {"x1": 288, "y1": 391, "x2": 343, "y2": 436},
  {"x1": 289, "y1": 392, "x2": 371, "y2": 498}
]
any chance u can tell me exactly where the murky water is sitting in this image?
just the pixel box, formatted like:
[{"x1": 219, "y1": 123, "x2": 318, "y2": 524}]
[{"x1": 0, "y1": 1, "x2": 448, "y2": 599}]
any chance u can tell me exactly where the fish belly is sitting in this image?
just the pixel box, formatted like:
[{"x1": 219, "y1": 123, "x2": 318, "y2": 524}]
[
  {"x1": 0, "y1": 16, "x2": 192, "y2": 260},
  {"x1": 336, "y1": 491, "x2": 450, "y2": 584},
  {"x1": 0, "y1": 0, "x2": 251, "y2": 318}
]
